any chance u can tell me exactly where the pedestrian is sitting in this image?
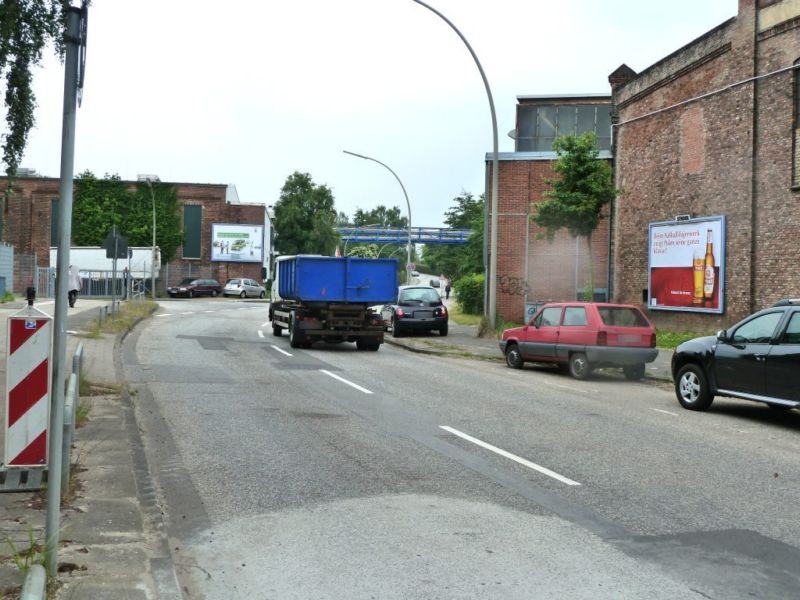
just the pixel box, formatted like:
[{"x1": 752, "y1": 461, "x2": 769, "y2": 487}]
[
  {"x1": 445, "y1": 277, "x2": 452, "y2": 300},
  {"x1": 68, "y1": 264, "x2": 82, "y2": 308}
]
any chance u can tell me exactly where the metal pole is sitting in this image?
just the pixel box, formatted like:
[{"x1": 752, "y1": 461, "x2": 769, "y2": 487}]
[
  {"x1": 410, "y1": 0, "x2": 499, "y2": 327},
  {"x1": 148, "y1": 180, "x2": 156, "y2": 300},
  {"x1": 343, "y1": 150, "x2": 412, "y2": 284},
  {"x1": 47, "y1": 6, "x2": 81, "y2": 578}
]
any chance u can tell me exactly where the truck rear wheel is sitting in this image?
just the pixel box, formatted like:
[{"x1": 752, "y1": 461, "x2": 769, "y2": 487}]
[
  {"x1": 289, "y1": 315, "x2": 302, "y2": 348},
  {"x1": 272, "y1": 323, "x2": 282, "y2": 337}
]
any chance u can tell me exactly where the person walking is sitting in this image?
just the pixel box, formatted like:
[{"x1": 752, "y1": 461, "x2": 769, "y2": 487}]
[
  {"x1": 68, "y1": 264, "x2": 82, "y2": 308},
  {"x1": 444, "y1": 277, "x2": 452, "y2": 300}
]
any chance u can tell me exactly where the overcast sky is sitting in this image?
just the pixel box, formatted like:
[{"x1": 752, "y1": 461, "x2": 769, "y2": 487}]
[{"x1": 14, "y1": 0, "x2": 736, "y2": 228}]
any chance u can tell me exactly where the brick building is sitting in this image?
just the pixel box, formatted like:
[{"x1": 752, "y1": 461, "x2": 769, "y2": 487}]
[
  {"x1": 0, "y1": 173, "x2": 270, "y2": 294},
  {"x1": 488, "y1": 95, "x2": 612, "y2": 323},
  {"x1": 610, "y1": 0, "x2": 800, "y2": 330}
]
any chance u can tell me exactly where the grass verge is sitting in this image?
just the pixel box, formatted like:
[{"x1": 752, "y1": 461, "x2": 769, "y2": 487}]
[
  {"x1": 83, "y1": 300, "x2": 157, "y2": 337},
  {"x1": 448, "y1": 303, "x2": 482, "y2": 327},
  {"x1": 656, "y1": 330, "x2": 714, "y2": 350}
]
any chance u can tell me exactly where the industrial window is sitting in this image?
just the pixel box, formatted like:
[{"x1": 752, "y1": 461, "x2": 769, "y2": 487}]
[
  {"x1": 50, "y1": 198, "x2": 59, "y2": 246},
  {"x1": 517, "y1": 104, "x2": 612, "y2": 152},
  {"x1": 183, "y1": 204, "x2": 202, "y2": 259},
  {"x1": 794, "y1": 59, "x2": 800, "y2": 187}
]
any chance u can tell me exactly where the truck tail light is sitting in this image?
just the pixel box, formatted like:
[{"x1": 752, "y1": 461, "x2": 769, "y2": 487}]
[{"x1": 596, "y1": 331, "x2": 607, "y2": 346}]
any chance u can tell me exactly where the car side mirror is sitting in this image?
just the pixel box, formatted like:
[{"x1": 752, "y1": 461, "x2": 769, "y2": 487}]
[{"x1": 716, "y1": 329, "x2": 728, "y2": 343}]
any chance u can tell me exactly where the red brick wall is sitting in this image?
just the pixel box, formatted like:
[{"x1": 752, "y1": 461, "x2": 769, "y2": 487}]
[
  {"x1": 0, "y1": 177, "x2": 264, "y2": 293},
  {"x1": 488, "y1": 159, "x2": 610, "y2": 323},
  {"x1": 611, "y1": 2, "x2": 775, "y2": 331}
]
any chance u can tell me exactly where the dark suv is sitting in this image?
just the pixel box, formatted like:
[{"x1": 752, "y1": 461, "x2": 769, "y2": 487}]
[
  {"x1": 166, "y1": 278, "x2": 222, "y2": 298},
  {"x1": 671, "y1": 299, "x2": 800, "y2": 411}
]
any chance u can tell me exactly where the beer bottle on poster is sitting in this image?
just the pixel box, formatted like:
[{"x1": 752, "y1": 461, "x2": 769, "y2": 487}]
[
  {"x1": 703, "y1": 229, "x2": 715, "y2": 301},
  {"x1": 693, "y1": 247, "x2": 704, "y2": 304}
]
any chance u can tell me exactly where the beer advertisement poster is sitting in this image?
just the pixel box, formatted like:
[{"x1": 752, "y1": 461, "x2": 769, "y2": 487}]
[{"x1": 647, "y1": 216, "x2": 725, "y2": 314}]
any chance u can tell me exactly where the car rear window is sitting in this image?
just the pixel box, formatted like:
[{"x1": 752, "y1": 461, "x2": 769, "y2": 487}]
[
  {"x1": 228, "y1": 279, "x2": 241, "y2": 285},
  {"x1": 597, "y1": 307, "x2": 649, "y2": 327},
  {"x1": 400, "y1": 288, "x2": 440, "y2": 303}
]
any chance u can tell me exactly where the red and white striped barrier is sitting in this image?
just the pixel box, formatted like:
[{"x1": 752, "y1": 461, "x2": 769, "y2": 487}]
[{"x1": 5, "y1": 307, "x2": 52, "y2": 467}]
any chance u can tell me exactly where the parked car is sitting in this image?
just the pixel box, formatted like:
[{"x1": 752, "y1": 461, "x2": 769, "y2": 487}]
[
  {"x1": 672, "y1": 299, "x2": 800, "y2": 411},
  {"x1": 381, "y1": 285, "x2": 448, "y2": 337},
  {"x1": 429, "y1": 278, "x2": 440, "y2": 288},
  {"x1": 167, "y1": 278, "x2": 222, "y2": 298},
  {"x1": 223, "y1": 278, "x2": 266, "y2": 298},
  {"x1": 499, "y1": 302, "x2": 658, "y2": 380}
]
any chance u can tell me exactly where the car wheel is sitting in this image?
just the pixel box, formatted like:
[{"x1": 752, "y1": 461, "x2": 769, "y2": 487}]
[
  {"x1": 505, "y1": 344, "x2": 524, "y2": 369},
  {"x1": 568, "y1": 352, "x2": 592, "y2": 380},
  {"x1": 439, "y1": 324, "x2": 448, "y2": 337},
  {"x1": 211, "y1": 290, "x2": 218, "y2": 297},
  {"x1": 272, "y1": 324, "x2": 282, "y2": 337},
  {"x1": 675, "y1": 363, "x2": 714, "y2": 411},
  {"x1": 240, "y1": 291, "x2": 247, "y2": 299},
  {"x1": 289, "y1": 315, "x2": 302, "y2": 349},
  {"x1": 623, "y1": 364, "x2": 646, "y2": 381},
  {"x1": 391, "y1": 318, "x2": 403, "y2": 337},
  {"x1": 259, "y1": 291, "x2": 265, "y2": 299}
]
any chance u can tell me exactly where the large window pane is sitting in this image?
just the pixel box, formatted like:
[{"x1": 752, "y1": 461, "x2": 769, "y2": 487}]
[
  {"x1": 576, "y1": 106, "x2": 596, "y2": 135},
  {"x1": 537, "y1": 106, "x2": 556, "y2": 138},
  {"x1": 183, "y1": 204, "x2": 202, "y2": 259},
  {"x1": 535, "y1": 137, "x2": 556, "y2": 152},
  {"x1": 596, "y1": 106, "x2": 612, "y2": 140},
  {"x1": 556, "y1": 106, "x2": 576, "y2": 137},
  {"x1": 518, "y1": 106, "x2": 537, "y2": 138}
]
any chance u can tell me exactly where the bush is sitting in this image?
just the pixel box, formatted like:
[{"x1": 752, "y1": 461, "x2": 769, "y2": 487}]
[{"x1": 454, "y1": 273, "x2": 484, "y2": 315}]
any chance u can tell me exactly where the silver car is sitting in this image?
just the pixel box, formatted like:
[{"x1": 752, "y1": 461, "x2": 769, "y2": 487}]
[{"x1": 223, "y1": 278, "x2": 266, "y2": 298}]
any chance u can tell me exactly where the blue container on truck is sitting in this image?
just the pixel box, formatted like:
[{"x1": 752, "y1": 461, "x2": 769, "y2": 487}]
[
  {"x1": 278, "y1": 255, "x2": 397, "y2": 304},
  {"x1": 270, "y1": 255, "x2": 399, "y2": 351}
]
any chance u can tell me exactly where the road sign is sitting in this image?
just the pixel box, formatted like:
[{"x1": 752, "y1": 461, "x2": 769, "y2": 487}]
[
  {"x1": 103, "y1": 228, "x2": 128, "y2": 259},
  {"x1": 5, "y1": 306, "x2": 52, "y2": 467}
]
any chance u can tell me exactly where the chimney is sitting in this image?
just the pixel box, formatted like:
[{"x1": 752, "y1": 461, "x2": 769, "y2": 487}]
[{"x1": 608, "y1": 64, "x2": 637, "y2": 92}]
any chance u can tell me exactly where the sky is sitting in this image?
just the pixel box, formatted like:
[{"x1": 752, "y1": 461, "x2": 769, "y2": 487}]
[{"x1": 12, "y1": 0, "x2": 737, "y2": 228}]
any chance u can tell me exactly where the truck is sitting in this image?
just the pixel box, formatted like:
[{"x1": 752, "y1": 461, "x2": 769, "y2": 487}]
[{"x1": 269, "y1": 255, "x2": 398, "y2": 351}]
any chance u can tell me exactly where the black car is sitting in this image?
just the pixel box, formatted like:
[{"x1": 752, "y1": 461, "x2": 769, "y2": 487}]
[
  {"x1": 381, "y1": 285, "x2": 448, "y2": 337},
  {"x1": 671, "y1": 299, "x2": 800, "y2": 411},
  {"x1": 167, "y1": 278, "x2": 222, "y2": 298}
]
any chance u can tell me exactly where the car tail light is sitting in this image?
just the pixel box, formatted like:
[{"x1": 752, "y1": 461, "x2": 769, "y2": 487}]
[
  {"x1": 649, "y1": 332, "x2": 656, "y2": 348},
  {"x1": 396, "y1": 308, "x2": 405, "y2": 318},
  {"x1": 596, "y1": 331, "x2": 607, "y2": 346},
  {"x1": 437, "y1": 306, "x2": 448, "y2": 317}
]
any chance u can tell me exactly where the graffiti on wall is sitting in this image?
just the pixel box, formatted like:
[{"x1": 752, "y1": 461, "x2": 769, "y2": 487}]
[{"x1": 497, "y1": 275, "x2": 528, "y2": 297}]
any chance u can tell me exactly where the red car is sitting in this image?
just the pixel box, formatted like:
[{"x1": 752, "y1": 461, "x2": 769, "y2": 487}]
[{"x1": 499, "y1": 302, "x2": 658, "y2": 380}]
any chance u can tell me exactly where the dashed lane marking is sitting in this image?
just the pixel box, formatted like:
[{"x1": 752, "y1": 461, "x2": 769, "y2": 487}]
[{"x1": 319, "y1": 369, "x2": 373, "y2": 395}]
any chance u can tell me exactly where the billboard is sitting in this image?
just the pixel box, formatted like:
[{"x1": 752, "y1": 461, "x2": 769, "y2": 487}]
[
  {"x1": 648, "y1": 216, "x2": 725, "y2": 314},
  {"x1": 211, "y1": 224, "x2": 264, "y2": 263}
]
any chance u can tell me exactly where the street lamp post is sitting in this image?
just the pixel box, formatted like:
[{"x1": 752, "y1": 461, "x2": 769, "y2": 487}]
[
  {"x1": 343, "y1": 151, "x2": 412, "y2": 284},
  {"x1": 410, "y1": 0, "x2": 499, "y2": 328},
  {"x1": 146, "y1": 179, "x2": 157, "y2": 300}
]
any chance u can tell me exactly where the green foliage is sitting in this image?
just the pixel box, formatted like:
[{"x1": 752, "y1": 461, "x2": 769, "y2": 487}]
[
  {"x1": 422, "y1": 192, "x2": 484, "y2": 280},
  {"x1": 0, "y1": 291, "x2": 14, "y2": 303},
  {"x1": 0, "y1": 0, "x2": 68, "y2": 237},
  {"x1": 656, "y1": 330, "x2": 712, "y2": 349},
  {"x1": 454, "y1": 273, "x2": 484, "y2": 315},
  {"x1": 352, "y1": 205, "x2": 408, "y2": 228},
  {"x1": 347, "y1": 243, "x2": 379, "y2": 258},
  {"x1": 72, "y1": 172, "x2": 182, "y2": 263},
  {"x1": 273, "y1": 171, "x2": 339, "y2": 256},
  {"x1": 531, "y1": 132, "x2": 617, "y2": 292},
  {"x1": 4, "y1": 526, "x2": 45, "y2": 573}
]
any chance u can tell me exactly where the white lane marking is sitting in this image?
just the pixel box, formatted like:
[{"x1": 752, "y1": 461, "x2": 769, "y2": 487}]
[
  {"x1": 271, "y1": 345, "x2": 293, "y2": 357},
  {"x1": 261, "y1": 321, "x2": 270, "y2": 327},
  {"x1": 257, "y1": 330, "x2": 264, "y2": 338},
  {"x1": 319, "y1": 369, "x2": 374, "y2": 395},
  {"x1": 439, "y1": 425, "x2": 581, "y2": 486},
  {"x1": 66, "y1": 330, "x2": 78, "y2": 335},
  {"x1": 651, "y1": 408, "x2": 679, "y2": 417},
  {"x1": 155, "y1": 313, "x2": 171, "y2": 318},
  {"x1": 204, "y1": 310, "x2": 215, "y2": 313}
]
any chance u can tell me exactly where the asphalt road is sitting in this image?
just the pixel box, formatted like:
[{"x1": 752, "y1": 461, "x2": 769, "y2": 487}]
[{"x1": 123, "y1": 298, "x2": 800, "y2": 599}]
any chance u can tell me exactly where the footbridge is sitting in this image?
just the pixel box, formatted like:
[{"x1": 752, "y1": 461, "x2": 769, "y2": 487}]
[{"x1": 336, "y1": 226, "x2": 471, "y2": 245}]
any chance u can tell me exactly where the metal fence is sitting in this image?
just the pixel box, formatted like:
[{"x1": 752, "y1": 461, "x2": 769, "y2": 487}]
[{"x1": 34, "y1": 267, "x2": 151, "y2": 299}]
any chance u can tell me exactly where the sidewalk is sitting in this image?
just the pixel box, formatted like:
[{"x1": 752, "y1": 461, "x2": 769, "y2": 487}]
[{"x1": 0, "y1": 298, "x2": 175, "y2": 599}]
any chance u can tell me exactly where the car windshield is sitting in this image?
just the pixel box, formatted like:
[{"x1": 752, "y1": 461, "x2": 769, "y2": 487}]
[
  {"x1": 399, "y1": 288, "x2": 440, "y2": 303},
  {"x1": 597, "y1": 306, "x2": 649, "y2": 327}
]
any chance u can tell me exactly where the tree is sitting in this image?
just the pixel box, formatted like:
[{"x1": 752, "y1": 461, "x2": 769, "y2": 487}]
[
  {"x1": 531, "y1": 132, "x2": 617, "y2": 296},
  {"x1": 0, "y1": 0, "x2": 68, "y2": 235},
  {"x1": 352, "y1": 205, "x2": 408, "y2": 228},
  {"x1": 422, "y1": 192, "x2": 484, "y2": 281},
  {"x1": 72, "y1": 171, "x2": 183, "y2": 262},
  {"x1": 273, "y1": 171, "x2": 338, "y2": 256}
]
